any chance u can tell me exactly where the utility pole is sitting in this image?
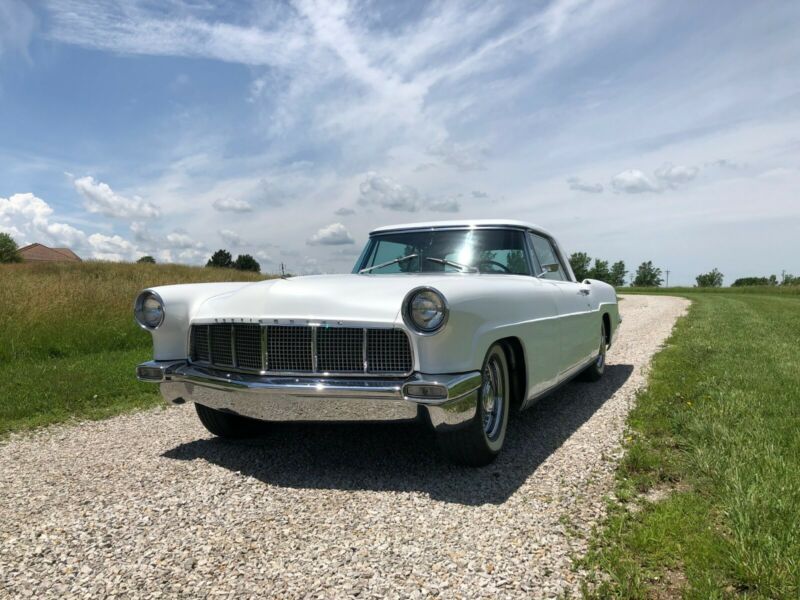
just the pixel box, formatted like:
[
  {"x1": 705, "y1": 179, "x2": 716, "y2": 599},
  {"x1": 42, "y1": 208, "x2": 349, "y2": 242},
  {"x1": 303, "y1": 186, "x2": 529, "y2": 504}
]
[
  {"x1": 280, "y1": 262, "x2": 286, "y2": 278},
  {"x1": 665, "y1": 269, "x2": 670, "y2": 287}
]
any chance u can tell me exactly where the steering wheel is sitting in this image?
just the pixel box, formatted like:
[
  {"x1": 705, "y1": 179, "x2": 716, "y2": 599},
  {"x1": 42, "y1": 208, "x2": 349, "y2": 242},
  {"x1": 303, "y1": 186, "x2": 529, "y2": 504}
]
[{"x1": 477, "y1": 259, "x2": 511, "y2": 273}]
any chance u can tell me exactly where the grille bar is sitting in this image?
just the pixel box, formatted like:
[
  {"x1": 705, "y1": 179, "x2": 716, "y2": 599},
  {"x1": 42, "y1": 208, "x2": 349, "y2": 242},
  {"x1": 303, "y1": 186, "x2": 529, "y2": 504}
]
[{"x1": 190, "y1": 324, "x2": 412, "y2": 375}]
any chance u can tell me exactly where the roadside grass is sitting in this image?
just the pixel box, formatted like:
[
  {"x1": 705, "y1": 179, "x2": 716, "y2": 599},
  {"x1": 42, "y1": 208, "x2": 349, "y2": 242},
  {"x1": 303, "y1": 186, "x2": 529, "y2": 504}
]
[
  {"x1": 583, "y1": 289, "x2": 800, "y2": 598},
  {"x1": 0, "y1": 261, "x2": 271, "y2": 435}
]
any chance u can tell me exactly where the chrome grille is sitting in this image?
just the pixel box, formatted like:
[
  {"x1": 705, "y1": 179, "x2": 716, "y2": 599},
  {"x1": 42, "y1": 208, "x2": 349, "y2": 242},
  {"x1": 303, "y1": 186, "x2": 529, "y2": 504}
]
[
  {"x1": 190, "y1": 325, "x2": 210, "y2": 363},
  {"x1": 317, "y1": 327, "x2": 363, "y2": 372},
  {"x1": 266, "y1": 325, "x2": 313, "y2": 372},
  {"x1": 367, "y1": 329, "x2": 413, "y2": 374},
  {"x1": 189, "y1": 323, "x2": 412, "y2": 375},
  {"x1": 234, "y1": 324, "x2": 263, "y2": 370},
  {"x1": 209, "y1": 324, "x2": 233, "y2": 367}
]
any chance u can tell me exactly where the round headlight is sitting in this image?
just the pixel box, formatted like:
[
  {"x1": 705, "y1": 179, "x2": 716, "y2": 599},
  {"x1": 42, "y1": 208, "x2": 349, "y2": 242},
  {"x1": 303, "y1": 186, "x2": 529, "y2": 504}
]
[
  {"x1": 134, "y1": 291, "x2": 165, "y2": 329},
  {"x1": 404, "y1": 287, "x2": 448, "y2": 334}
]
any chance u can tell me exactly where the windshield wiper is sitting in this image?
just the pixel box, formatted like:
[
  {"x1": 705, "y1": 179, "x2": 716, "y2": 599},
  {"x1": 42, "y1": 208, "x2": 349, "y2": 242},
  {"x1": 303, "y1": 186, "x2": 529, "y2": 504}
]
[
  {"x1": 425, "y1": 257, "x2": 478, "y2": 273},
  {"x1": 359, "y1": 253, "x2": 419, "y2": 274}
]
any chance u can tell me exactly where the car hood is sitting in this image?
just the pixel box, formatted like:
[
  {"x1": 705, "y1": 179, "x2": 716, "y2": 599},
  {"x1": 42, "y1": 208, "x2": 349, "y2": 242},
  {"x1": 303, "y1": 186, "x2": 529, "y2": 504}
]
[{"x1": 192, "y1": 273, "x2": 510, "y2": 325}]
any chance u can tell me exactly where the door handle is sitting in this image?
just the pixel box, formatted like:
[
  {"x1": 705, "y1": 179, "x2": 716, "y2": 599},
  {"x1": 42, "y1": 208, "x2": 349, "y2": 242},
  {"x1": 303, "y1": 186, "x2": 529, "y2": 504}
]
[{"x1": 578, "y1": 289, "x2": 590, "y2": 296}]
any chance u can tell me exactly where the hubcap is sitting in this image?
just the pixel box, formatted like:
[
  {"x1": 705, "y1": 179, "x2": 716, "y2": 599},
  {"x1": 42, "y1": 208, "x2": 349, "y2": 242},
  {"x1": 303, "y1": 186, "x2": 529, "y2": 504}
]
[
  {"x1": 481, "y1": 355, "x2": 505, "y2": 439},
  {"x1": 596, "y1": 326, "x2": 606, "y2": 368}
]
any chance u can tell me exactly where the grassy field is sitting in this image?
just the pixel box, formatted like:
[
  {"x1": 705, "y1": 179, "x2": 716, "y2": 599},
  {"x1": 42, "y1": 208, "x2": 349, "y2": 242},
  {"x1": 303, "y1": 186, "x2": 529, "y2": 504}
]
[
  {"x1": 0, "y1": 261, "x2": 270, "y2": 435},
  {"x1": 584, "y1": 287, "x2": 800, "y2": 598}
]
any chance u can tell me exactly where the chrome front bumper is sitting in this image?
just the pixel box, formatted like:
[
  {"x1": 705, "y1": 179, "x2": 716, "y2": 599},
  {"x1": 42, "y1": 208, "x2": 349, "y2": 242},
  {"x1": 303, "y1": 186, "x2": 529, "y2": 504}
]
[{"x1": 136, "y1": 361, "x2": 481, "y2": 431}]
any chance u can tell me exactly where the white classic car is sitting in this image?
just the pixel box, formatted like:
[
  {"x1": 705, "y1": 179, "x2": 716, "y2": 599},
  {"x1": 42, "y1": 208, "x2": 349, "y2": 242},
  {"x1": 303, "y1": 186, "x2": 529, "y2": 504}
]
[{"x1": 135, "y1": 220, "x2": 620, "y2": 466}]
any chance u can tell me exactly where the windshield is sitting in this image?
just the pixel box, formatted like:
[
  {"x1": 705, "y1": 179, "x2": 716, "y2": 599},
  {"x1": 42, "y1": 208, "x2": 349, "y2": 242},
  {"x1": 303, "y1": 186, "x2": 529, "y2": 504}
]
[{"x1": 354, "y1": 228, "x2": 532, "y2": 275}]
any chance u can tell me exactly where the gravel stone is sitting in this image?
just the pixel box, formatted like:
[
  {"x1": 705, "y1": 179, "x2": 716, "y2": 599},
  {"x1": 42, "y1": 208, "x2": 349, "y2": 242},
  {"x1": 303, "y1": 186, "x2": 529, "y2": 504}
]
[{"x1": 0, "y1": 295, "x2": 687, "y2": 599}]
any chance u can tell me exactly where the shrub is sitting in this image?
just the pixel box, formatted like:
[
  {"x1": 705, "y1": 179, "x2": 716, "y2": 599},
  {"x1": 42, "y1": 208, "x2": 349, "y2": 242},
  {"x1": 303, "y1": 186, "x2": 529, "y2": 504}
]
[
  {"x1": 206, "y1": 249, "x2": 233, "y2": 268},
  {"x1": 137, "y1": 255, "x2": 156, "y2": 264},
  {"x1": 732, "y1": 276, "x2": 776, "y2": 287},
  {"x1": 609, "y1": 261, "x2": 627, "y2": 287},
  {"x1": 590, "y1": 258, "x2": 610, "y2": 282},
  {"x1": 0, "y1": 232, "x2": 22, "y2": 264},
  {"x1": 234, "y1": 254, "x2": 260, "y2": 273},
  {"x1": 633, "y1": 261, "x2": 663, "y2": 287},
  {"x1": 569, "y1": 252, "x2": 592, "y2": 281},
  {"x1": 696, "y1": 268, "x2": 724, "y2": 288}
]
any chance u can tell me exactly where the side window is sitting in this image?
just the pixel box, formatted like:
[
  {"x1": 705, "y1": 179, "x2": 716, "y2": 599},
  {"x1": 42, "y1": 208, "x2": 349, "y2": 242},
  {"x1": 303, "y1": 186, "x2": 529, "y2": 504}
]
[{"x1": 529, "y1": 233, "x2": 568, "y2": 281}]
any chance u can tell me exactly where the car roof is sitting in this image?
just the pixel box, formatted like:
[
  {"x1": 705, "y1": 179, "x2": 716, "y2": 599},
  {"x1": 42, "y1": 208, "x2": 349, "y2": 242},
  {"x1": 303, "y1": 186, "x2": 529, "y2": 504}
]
[{"x1": 370, "y1": 219, "x2": 553, "y2": 237}]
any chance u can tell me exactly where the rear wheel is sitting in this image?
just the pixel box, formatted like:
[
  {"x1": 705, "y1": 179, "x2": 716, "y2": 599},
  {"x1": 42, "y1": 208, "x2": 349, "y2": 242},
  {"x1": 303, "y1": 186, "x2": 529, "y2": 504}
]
[
  {"x1": 437, "y1": 343, "x2": 510, "y2": 467},
  {"x1": 580, "y1": 320, "x2": 607, "y2": 382},
  {"x1": 194, "y1": 403, "x2": 266, "y2": 438}
]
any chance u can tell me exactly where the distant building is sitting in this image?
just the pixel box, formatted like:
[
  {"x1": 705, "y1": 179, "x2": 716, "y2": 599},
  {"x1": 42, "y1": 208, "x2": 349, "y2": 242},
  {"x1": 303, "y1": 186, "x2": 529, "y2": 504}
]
[{"x1": 18, "y1": 243, "x2": 82, "y2": 263}]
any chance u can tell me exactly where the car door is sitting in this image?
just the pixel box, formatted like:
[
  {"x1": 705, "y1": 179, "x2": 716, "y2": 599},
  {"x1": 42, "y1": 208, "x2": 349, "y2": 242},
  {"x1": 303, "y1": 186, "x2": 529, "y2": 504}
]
[{"x1": 528, "y1": 232, "x2": 595, "y2": 376}]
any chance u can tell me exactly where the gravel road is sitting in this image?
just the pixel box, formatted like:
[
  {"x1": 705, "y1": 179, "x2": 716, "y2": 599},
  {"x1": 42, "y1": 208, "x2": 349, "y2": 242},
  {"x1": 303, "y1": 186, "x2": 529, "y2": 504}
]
[{"x1": 0, "y1": 295, "x2": 688, "y2": 599}]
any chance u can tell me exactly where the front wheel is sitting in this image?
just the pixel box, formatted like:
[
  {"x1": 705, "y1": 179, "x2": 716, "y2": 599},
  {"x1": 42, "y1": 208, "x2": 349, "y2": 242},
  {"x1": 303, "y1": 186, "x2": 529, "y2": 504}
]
[
  {"x1": 194, "y1": 403, "x2": 266, "y2": 438},
  {"x1": 580, "y1": 320, "x2": 607, "y2": 382},
  {"x1": 437, "y1": 343, "x2": 510, "y2": 467}
]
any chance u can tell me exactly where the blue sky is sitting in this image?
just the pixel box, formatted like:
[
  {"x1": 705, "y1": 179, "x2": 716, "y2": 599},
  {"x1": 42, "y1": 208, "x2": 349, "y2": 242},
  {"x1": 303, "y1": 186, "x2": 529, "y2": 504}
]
[{"x1": 1, "y1": 0, "x2": 799, "y2": 284}]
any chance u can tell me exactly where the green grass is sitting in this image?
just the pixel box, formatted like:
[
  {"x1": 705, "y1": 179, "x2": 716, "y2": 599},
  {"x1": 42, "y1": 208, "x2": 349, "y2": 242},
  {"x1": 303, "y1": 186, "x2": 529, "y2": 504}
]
[
  {"x1": 583, "y1": 288, "x2": 800, "y2": 598},
  {"x1": 0, "y1": 261, "x2": 271, "y2": 435}
]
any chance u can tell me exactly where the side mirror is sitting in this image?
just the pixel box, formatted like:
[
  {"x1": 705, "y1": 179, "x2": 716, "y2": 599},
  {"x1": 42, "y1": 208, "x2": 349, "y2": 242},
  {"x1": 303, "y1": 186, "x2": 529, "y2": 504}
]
[{"x1": 537, "y1": 263, "x2": 560, "y2": 277}]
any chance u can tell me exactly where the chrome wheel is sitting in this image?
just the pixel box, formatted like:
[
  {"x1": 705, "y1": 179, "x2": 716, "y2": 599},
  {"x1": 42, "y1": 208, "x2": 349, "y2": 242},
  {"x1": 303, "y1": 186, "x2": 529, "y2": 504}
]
[
  {"x1": 596, "y1": 324, "x2": 607, "y2": 368},
  {"x1": 481, "y1": 353, "x2": 506, "y2": 441}
]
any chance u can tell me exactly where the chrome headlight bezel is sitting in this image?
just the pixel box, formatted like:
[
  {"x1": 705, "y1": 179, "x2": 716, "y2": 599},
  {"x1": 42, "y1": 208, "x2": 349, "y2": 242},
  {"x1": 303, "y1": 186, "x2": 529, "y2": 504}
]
[
  {"x1": 403, "y1": 286, "x2": 448, "y2": 335},
  {"x1": 134, "y1": 290, "x2": 165, "y2": 330}
]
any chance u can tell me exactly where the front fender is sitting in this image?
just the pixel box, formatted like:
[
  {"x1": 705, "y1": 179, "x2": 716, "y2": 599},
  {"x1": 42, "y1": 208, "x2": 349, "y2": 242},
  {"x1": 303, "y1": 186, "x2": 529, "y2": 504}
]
[{"x1": 140, "y1": 282, "x2": 253, "y2": 360}]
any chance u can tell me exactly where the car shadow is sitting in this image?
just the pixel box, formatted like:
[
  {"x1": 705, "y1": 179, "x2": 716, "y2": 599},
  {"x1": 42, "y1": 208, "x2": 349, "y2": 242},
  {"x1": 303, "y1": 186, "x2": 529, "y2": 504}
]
[{"x1": 162, "y1": 364, "x2": 633, "y2": 505}]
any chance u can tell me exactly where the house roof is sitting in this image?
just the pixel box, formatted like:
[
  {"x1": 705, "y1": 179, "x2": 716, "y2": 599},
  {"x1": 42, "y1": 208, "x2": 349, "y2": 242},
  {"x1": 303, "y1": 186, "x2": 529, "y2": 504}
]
[{"x1": 18, "y1": 243, "x2": 82, "y2": 262}]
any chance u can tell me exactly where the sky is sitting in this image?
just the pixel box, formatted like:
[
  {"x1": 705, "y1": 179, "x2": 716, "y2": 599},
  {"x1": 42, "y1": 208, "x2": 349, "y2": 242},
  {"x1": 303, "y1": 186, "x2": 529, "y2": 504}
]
[{"x1": 1, "y1": 0, "x2": 799, "y2": 284}]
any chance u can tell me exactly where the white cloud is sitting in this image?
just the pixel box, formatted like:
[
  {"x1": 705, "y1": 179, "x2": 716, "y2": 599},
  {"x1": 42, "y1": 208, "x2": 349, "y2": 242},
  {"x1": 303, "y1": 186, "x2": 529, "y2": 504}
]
[
  {"x1": 0, "y1": 0, "x2": 36, "y2": 61},
  {"x1": 212, "y1": 197, "x2": 254, "y2": 213},
  {"x1": 471, "y1": 190, "x2": 489, "y2": 199},
  {"x1": 73, "y1": 176, "x2": 160, "y2": 219},
  {"x1": 427, "y1": 140, "x2": 487, "y2": 172},
  {"x1": 610, "y1": 169, "x2": 660, "y2": 194},
  {"x1": 567, "y1": 177, "x2": 604, "y2": 193},
  {"x1": 609, "y1": 164, "x2": 700, "y2": 194},
  {"x1": 130, "y1": 221, "x2": 153, "y2": 243},
  {"x1": 654, "y1": 163, "x2": 699, "y2": 188},
  {"x1": 307, "y1": 222, "x2": 355, "y2": 245},
  {"x1": 255, "y1": 249, "x2": 273, "y2": 263},
  {"x1": 425, "y1": 197, "x2": 460, "y2": 213},
  {"x1": 1, "y1": 192, "x2": 150, "y2": 261},
  {"x1": 298, "y1": 257, "x2": 322, "y2": 275},
  {"x1": 358, "y1": 173, "x2": 420, "y2": 212},
  {"x1": 36, "y1": 220, "x2": 87, "y2": 247},
  {"x1": 87, "y1": 233, "x2": 139, "y2": 262},
  {"x1": 219, "y1": 229, "x2": 244, "y2": 246},
  {"x1": 1, "y1": 192, "x2": 87, "y2": 247},
  {"x1": 166, "y1": 231, "x2": 203, "y2": 249}
]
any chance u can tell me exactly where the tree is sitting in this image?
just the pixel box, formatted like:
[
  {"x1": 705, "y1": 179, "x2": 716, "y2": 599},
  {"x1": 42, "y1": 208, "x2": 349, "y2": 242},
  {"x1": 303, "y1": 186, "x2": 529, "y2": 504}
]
[
  {"x1": 206, "y1": 249, "x2": 233, "y2": 268},
  {"x1": 589, "y1": 258, "x2": 610, "y2": 282},
  {"x1": 233, "y1": 254, "x2": 260, "y2": 272},
  {"x1": 732, "y1": 276, "x2": 773, "y2": 287},
  {"x1": 506, "y1": 250, "x2": 528, "y2": 275},
  {"x1": 0, "y1": 233, "x2": 22, "y2": 263},
  {"x1": 137, "y1": 255, "x2": 156, "y2": 264},
  {"x1": 781, "y1": 272, "x2": 800, "y2": 286},
  {"x1": 569, "y1": 252, "x2": 592, "y2": 281},
  {"x1": 695, "y1": 268, "x2": 724, "y2": 288},
  {"x1": 633, "y1": 261, "x2": 663, "y2": 287},
  {"x1": 608, "y1": 261, "x2": 627, "y2": 287}
]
